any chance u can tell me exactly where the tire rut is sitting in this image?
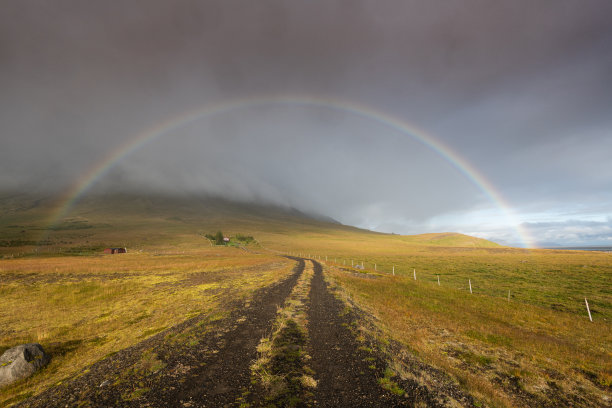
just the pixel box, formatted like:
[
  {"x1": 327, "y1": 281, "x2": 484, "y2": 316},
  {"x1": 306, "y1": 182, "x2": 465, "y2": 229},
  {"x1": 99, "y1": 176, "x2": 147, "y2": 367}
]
[{"x1": 307, "y1": 260, "x2": 409, "y2": 407}]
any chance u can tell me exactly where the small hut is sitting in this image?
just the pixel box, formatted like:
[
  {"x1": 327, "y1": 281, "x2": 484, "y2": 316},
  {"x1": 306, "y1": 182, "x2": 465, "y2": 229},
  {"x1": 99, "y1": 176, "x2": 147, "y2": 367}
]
[{"x1": 104, "y1": 247, "x2": 127, "y2": 254}]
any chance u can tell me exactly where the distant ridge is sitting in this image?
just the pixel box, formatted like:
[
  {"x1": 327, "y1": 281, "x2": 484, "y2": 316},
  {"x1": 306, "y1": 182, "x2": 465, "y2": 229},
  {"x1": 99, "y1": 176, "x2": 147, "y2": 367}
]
[
  {"x1": 397, "y1": 232, "x2": 503, "y2": 248},
  {"x1": 545, "y1": 246, "x2": 612, "y2": 252}
]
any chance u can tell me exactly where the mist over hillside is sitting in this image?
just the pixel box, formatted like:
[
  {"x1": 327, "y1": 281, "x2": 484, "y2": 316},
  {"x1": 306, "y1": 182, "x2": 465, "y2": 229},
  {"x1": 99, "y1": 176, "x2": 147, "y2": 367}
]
[
  {"x1": 2, "y1": 1, "x2": 612, "y2": 247},
  {"x1": 0, "y1": 190, "x2": 502, "y2": 254}
]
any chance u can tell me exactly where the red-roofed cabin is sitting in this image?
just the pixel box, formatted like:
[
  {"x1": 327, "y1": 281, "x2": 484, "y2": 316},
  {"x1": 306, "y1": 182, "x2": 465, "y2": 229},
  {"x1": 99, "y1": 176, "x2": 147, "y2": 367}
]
[{"x1": 104, "y1": 247, "x2": 127, "y2": 254}]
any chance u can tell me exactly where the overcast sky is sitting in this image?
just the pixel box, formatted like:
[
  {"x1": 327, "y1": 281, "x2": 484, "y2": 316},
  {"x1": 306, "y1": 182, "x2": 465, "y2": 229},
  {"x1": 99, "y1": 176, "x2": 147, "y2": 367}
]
[{"x1": 2, "y1": 1, "x2": 612, "y2": 247}]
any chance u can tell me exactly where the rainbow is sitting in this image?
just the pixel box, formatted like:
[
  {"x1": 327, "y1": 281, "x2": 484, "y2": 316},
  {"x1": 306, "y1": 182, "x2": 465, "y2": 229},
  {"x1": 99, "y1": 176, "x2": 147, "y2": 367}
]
[{"x1": 45, "y1": 95, "x2": 535, "y2": 248}]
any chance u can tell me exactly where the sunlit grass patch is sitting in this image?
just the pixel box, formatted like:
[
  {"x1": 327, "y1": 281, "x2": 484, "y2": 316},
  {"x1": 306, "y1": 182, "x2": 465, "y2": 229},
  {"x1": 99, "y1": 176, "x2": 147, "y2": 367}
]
[
  {"x1": 378, "y1": 367, "x2": 406, "y2": 396},
  {"x1": 300, "y1": 374, "x2": 317, "y2": 388},
  {"x1": 324, "y1": 263, "x2": 611, "y2": 407},
  {"x1": 131, "y1": 349, "x2": 166, "y2": 376},
  {"x1": 0, "y1": 251, "x2": 293, "y2": 405}
]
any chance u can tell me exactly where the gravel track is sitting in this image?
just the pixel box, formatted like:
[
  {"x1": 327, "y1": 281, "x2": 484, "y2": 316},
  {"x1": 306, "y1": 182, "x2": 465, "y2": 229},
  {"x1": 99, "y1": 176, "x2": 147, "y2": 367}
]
[{"x1": 307, "y1": 260, "x2": 410, "y2": 407}]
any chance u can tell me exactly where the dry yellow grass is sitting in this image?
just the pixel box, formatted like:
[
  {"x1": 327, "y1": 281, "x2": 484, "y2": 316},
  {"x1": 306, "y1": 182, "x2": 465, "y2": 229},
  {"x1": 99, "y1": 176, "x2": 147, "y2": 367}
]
[
  {"x1": 323, "y1": 263, "x2": 611, "y2": 407},
  {"x1": 278, "y1": 238, "x2": 612, "y2": 320},
  {"x1": 0, "y1": 248, "x2": 293, "y2": 405}
]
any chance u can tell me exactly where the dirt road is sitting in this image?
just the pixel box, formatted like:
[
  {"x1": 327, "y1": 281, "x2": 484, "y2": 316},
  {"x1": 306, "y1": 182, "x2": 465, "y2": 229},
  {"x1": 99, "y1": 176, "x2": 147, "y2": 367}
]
[{"x1": 18, "y1": 258, "x2": 473, "y2": 407}]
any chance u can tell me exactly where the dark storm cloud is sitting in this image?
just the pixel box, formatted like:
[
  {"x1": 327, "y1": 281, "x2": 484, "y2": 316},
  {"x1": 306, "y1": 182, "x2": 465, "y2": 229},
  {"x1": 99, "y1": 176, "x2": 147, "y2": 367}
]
[{"x1": 2, "y1": 1, "x2": 612, "y2": 246}]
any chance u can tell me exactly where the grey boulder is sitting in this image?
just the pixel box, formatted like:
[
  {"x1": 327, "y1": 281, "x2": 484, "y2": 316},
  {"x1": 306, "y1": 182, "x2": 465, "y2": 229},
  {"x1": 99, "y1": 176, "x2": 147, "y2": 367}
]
[{"x1": 0, "y1": 343, "x2": 50, "y2": 387}]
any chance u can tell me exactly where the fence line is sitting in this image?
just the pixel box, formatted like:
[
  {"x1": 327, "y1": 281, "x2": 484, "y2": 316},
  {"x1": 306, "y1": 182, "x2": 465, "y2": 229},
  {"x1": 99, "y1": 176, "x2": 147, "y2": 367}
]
[{"x1": 282, "y1": 250, "x2": 597, "y2": 322}]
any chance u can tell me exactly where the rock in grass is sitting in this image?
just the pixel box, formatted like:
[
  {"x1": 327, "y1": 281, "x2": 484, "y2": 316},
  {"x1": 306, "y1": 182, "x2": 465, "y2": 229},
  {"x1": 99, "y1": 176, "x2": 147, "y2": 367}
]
[{"x1": 0, "y1": 343, "x2": 50, "y2": 387}]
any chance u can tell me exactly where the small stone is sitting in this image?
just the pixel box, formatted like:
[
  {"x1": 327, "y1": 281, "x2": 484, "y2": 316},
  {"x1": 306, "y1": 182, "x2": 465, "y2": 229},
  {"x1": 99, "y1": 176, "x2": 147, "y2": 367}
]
[
  {"x1": 99, "y1": 379, "x2": 110, "y2": 387},
  {"x1": 0, "y1": 343, "x2": 50, "y2": 387}
]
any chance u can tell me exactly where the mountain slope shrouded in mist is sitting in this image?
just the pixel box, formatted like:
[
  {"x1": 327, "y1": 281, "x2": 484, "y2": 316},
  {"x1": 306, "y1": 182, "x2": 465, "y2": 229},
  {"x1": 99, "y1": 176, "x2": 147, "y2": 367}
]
[
  {"x1": 2, "y1": 1, "x2": 612, "y2": 247},
  {"x1": 0, "y1": 191, "x2": 502, "y2": 254}
]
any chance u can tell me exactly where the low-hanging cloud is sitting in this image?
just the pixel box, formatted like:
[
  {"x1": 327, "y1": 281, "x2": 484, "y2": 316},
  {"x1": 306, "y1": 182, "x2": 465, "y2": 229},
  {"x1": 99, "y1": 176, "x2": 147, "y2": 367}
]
[
  {"x1": 523, "y1": 219, "x2": 612, "y2": 247},
  {"x1": 2, "y1": 1, "x2": 612, "y2": 247}
]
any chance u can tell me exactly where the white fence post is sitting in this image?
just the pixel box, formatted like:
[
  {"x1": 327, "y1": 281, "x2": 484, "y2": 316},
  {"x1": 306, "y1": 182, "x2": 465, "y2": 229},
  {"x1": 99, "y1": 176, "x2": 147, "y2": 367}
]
[
  {"x1": 437, "y1": 275, "x2": 440, "y2": 286},
  {"x1": 413, "y1": 269, "x2": 416, "y2": 280},
  {"x1": 585, "y1": 298, "x2": 593, "y2": 322},
  {"x1": 469, "y1": 279, "x2": 473, "y2": 294},
  {"x1": 392, "y1": 265, "x2": 395, "y2": 276}
]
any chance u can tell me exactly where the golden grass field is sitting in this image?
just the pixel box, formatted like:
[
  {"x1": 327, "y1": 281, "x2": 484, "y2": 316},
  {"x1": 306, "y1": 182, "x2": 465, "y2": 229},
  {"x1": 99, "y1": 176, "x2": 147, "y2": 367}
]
[
  {"x1": 324, "y1": 262, "x2": 610, "y2": 407},
  {"x1": 278, "y1": 234, "x2": 612, "y2": 406},
  {"x1": 278, "y1": 232, "x2": 611, "y2": 406},
  {"x1": 0, "y1": 193, "x2": 610, "y2": 406},
  {"x1": 0, "y1": 246, "x2": 294, "y2": 405}
]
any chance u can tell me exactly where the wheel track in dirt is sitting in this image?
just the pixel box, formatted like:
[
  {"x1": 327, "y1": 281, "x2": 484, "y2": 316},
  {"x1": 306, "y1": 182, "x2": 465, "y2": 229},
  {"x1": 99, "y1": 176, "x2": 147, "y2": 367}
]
[
  {"x1": 307, "y1": 260, "x2": 411, "y2": 407},
  {"x1": 307, "y1": 260, "x2": 478, "y2": 407}
]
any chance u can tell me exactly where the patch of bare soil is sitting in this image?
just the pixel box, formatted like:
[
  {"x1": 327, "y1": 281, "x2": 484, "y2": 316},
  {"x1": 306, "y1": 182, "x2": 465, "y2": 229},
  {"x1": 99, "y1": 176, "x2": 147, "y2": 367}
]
[{"x1": 17, "y1": 259, "x2": 304, "y2": 407}]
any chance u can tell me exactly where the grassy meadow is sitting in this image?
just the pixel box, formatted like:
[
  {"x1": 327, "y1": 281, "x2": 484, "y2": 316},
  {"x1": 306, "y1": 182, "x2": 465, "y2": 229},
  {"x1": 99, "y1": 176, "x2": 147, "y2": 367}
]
[
  {"x1": 0, "y1": 192, "x2": 610, "y2": 406},
  {"x1": 278, "y1": 234, "x2": 611, "y2": 406},
  {"x1": 325, "y1": 262, "x2": 610, "y2": 406},
  {"x1": 0, "y1": 249, "x2": 294, "y2": 405}
]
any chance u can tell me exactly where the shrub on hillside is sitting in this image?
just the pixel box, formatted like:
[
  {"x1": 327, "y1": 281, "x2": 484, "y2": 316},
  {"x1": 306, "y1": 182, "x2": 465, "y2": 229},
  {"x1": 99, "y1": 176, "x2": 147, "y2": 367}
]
[
  {"x1": 214, "y1": 231, "x2": 224, "y2": 245},
  {"x1": 235, "y1": 234, "x2": 254, "y2": 243}
]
